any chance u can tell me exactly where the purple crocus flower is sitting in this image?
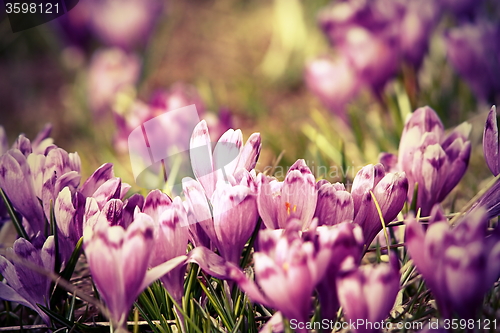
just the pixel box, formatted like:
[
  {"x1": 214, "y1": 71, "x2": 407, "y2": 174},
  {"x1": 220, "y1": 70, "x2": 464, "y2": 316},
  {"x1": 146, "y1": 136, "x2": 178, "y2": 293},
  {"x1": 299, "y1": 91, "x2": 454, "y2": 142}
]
[
  {"x1": 315, "y1": 222, "x2": 365, "y2": 321},
  {"x1": 183, "y1": 169, "x2": 259, "y2": 265},
  {"x1": 336, "y1": 255, "x2": 400, "y2": 333},
  {"x1": 484, "y1": 106, "x2": 500, "y2": 176},
  {"x1": 87, "y1": 48, "x2": 141, "y2": 115},
  {"x1": 305, "y1": 55, "x2": 360, "y2": 120},
  {"x1": 0, "y1": 144, "x2": 81, "y2": 237},
  {"x1": 239, "y1": 222, "x2": 338, "y2": 331},
  {"x1": 405, "y1": 205, "x2": 500, "y2": 319},
  {"x1": 445, "y1": 23, "x2": 500, "y2": 103},
  {"x1": 314, "y1": 181, "x2": 354, "y2": 226},
  {"x1": 83, "y1": 212, "x2": 187, "y2": 331},
  {"x1": 144, "y1": 190, "x2": 189, "y2": 305},
  {"x1": 380, "y1": 106, "x2": 471, "y2": 217},
  {"x1": 190, "y1": 120, "x2": 261, "y2": 199},
  {"x1": 258, "y1": 159, "x2": 317, "y2": 230},
  {"x1": 0, "y1": 237, "x2": 55, "y2": 325},
  {"x1": 87, "y1": 0, "x2": 164, "y2": 50},
  {"x1": 471, "y1": 106, "x2": 500, "y2": 218},
  {"x1": 351, "y1": 164, "x2": 408, "y2": 248}
]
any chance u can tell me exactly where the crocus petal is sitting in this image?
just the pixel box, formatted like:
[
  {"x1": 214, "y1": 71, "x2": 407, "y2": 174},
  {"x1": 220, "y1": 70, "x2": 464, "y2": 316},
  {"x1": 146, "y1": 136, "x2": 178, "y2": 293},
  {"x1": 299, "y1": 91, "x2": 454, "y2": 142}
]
[
  {"x1": 483, "y1": 106, "x2": 499, "y2": 176},
  {"x1": 190, "y1": 120, "x2": 215, "y2": 197},
  {"x1": 80, "y1": 163, "x2": 115, "y2": 197}
]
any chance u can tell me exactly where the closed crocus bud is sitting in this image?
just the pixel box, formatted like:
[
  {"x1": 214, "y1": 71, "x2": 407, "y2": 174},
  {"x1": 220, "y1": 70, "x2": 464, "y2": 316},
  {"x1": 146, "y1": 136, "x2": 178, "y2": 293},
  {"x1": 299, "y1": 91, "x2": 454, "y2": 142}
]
[
  {"x1": 314, "y1": 182, "x2": 354, "y2": 226},
  {"x1": 336, "y1": 255, "x2": 400, "y2": 333},
  {"x1": 190, "y1": 120, "x2": 261, "y2": 199},
  {"x1": 252, "y1": 223, "x2": 334, "y2": 330},
  {"x1": 83, "y1": 213, "x2": 187, "y2": 331},
  {"x1": 405, "y1": 205, "x2": 500, "y2": 319},
  {"x1": 484, "y1": 106, "x2": 499, "y2": 176},
  {"x1": 146, "y1": 192, "x2": 189, "y2": 305},
  {"x1": 316, "y1": 222, "x2": 364, "y2": 321},
  {"x1": 351, "y1": 164, "x2": 408, "y2": 248},
  {"x1": 258, "y1": 159, "x2": 317, "y2": 230},
  {"x1": 383, "y1": 106, "x2": 471, "y2": 217},
  {"x1": 0, "y1": 237, "x2": 55, "y2": 325}
]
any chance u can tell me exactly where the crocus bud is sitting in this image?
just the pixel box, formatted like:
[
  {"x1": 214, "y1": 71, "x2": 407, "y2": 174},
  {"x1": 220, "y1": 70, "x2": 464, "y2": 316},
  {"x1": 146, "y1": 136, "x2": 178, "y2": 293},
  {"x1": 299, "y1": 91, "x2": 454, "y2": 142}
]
[
  {"x1": 405, "y1": 205, "x2": 500, "y2": 319},
  {"x1": 146, "y1": 192, "x2": 189, "y2": 305},
  {"x1": 83, "y1": 213, "x2": 186, "y2": 330},
  {"x1": 258, "y1": 159, "x2": 317, "y2": 230},
  {"x1": 0, "y1": 237, "x2": 55, "y2": 325},
  {"x1": 484, "y1": 106, "x2": 499, "y2": 176},
  {"x1": 351, "y1": 164, "x2": 408, "y2": 248},
  {"x1": 314, "y1": 182, "x2": 354, "y2": 226},
  {"x1": 336, "y1": 255, "x2": 400, "y2": 333}
]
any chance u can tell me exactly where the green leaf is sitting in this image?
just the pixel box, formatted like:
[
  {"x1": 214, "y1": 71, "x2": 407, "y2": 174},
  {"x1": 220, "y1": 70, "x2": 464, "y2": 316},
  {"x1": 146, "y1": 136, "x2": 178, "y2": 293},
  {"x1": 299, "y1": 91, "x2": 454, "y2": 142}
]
[
  {"x1": 60, "y1": 237, "x2": 83, "y2": 282},
  {"x1": 0, "y1": 188, "x2": 29, "y2": 240}
]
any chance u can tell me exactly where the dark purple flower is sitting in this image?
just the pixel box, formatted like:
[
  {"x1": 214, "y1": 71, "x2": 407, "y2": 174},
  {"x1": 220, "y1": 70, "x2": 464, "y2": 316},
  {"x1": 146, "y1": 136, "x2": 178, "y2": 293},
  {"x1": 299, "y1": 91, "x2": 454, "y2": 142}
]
[
  {"x1": 0, "y1": 237, "x2": 55, "y2": 325},
  {"x1": 336, "y1": 255, "x2": 400, "y2": 333},
  {"x1": 405, "y1": 205, "x2": 500, "y2": 319},
  {"x1": 445, "y1": 23, "x2": 500, "y2": 103},
  {"x1": 258, "y1": 159, "x2": 317, "y2": 230},
  {"x1": 83, "y1": 212, "x2": 187, "y2": 330},
  {"x1": 380, "y1": 106, "x2": 471, "y2": 217}
]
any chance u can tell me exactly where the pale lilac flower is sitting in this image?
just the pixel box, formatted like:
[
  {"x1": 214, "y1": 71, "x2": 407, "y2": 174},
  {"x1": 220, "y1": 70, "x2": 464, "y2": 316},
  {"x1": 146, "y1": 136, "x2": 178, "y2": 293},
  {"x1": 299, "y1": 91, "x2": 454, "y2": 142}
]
[
  {"x1": 258, "y1": 159, "x2": 317, "y2": 230},
  {"x1": 445, "y1": 23, "x2": 500, "y2": 102},
  {"x1": 351, "y1": 164, "x2": 408, "y2": 248},
  {"x1": 336, "y1": 255, "x2": 400, "y2": 333},
  {"x1": 0, "y1": 237, "x2": 55, "y2": 325},
  {"x1": 190, "y1": 120, "x2": 261, "y2": 199},
  {"x1": 380, "y1": 106, "x2": 471, "y2": 217},
  {"x1": 144, "y1": 190, "x2": 189, "y2": 304},
  {"x1": 83, "y1": 213, "x2": 186, "y2": 330},
  {"x1": 87, "y1": 48, "x2": 141, "y2": 114},
  {"x1": 183, "y1": 170, "x2": 259, "y2": 265},
  {"x1": 405, "y1": 205, "x2": 500, "y2": 319}
]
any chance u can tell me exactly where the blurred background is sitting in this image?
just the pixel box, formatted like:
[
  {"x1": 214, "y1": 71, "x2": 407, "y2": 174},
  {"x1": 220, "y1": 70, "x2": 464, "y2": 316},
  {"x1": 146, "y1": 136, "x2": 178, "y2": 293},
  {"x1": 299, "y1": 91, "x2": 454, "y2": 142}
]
[{"x1": 0, "y1": 0, "x2": 499, "y2": 203}]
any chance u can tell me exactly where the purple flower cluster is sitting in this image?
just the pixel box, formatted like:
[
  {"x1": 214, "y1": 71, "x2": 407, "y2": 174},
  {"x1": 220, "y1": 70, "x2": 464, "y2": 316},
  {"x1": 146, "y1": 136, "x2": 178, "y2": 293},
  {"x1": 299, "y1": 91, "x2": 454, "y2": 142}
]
[{"x1": 1, "y1": 103, "x2": 500, "y2": 330}]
